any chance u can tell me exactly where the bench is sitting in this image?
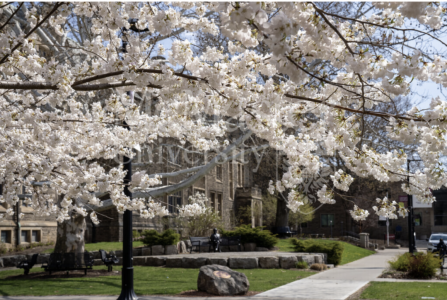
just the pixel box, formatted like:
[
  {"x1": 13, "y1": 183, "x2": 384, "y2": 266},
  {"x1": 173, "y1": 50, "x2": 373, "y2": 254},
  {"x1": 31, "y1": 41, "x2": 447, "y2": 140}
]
[
  {"x1": 189, "y1": 237, "x2": 212, "y2": 253},
  {"x1": 99, "y1": 249, "x2": 119, "y2": 272},
  {"x1": 274, "y1": 226, "x2": 293, "y2": 237},
  {"x1": 17, "y1": 253, "x2": 38, "y2": 275},
  {"x1": 221, "y1": 236, "x2": 242, "y2": 251},
  {"x1": 41, "y1": 252, "x2": 93, "y2": 275}
]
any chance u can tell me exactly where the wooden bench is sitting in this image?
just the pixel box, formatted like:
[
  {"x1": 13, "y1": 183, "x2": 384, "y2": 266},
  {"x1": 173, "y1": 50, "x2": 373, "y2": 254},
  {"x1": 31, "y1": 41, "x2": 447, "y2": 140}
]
[
  {"x1": 221, "y1": 236, "x2": 242, "y2": 251},
  {"x1": 17, "y1": 253, "x2": 38, "y2": 275},
  {"x1": 41, "y1": 252, "x2": 93, "y2": 275},
  {"x1": 189, "y1": 237, "x2": 211, "y2": 253}
]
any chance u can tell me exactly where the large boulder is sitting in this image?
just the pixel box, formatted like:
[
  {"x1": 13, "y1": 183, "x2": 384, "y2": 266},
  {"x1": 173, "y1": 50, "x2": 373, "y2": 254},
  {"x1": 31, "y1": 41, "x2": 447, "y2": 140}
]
[
  {"x1": 0, "y1": 258, "x2": 3, "y2": 268},
  {"x1": 133, "y1": 257, "x2": 146, "y2": 266},
  {"x1": 197, "y1": 265, "x2": 249, "y2": 296},
  {"x1": 259, "y1": 257, "x2": 279, "y2": 269},
  {"x1": 243, "y1": 243, "x2": 256, "y2": 251},
  {"x1": 297, "y1": 255, "x2": 315, "y2": 266},
  {"x1": 151, "y1": 245, "x2": 164, "y2": 256},
  {"x1": 133, "y1": 248, "x2": 142, "y2": 257},
  {"x1": 141, "y1": 247, "x2": 151, "y2": 256},
  {"x1": 147, "y1": 257, "x2": 166, "y2": 266},
  {"x1": 207, "y1": 258, "x2": 228, "y2": 266},
  {"x1": 177, "y1": 241, "x2": 188, "y2": 254},
  {"x1": 165, "y1": 245, "x2": 178, "y2": 255},
  {"x1": 280, "y1": 256, "x2": 297, "y2": 269},
  {"x1": 166, "y1": 257, "x2": 183, "y2": 268},
  {"x1": 2, "y1": 255, "x2": 26, "y2": 267},
  {"x1": 255, "y1": 247, "x2": 269, "y2": 252},
  {"x1": 228, "y1": 258, "x2": 258, "y2": 269},
  {"x1": 182, "y1": 257, "x2": 207, "y2": 268}
]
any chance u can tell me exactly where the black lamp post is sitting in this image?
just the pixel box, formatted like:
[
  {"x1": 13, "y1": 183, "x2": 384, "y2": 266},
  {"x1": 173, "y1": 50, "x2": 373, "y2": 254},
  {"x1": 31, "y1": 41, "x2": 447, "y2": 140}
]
[
  {"x1": 407, "y1": 159, "x2": 421, "y2": 254},
  {"x1": 118, "y1": 19, "x2": 149, "y2": 300},
  {"x1": 330, "y1": 220, "x2": 333, "y2": 238}
]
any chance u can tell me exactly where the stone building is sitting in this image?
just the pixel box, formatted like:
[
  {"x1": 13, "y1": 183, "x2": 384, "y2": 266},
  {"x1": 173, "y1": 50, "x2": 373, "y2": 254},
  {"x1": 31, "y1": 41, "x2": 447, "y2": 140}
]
[
  {"x1": 0, "y1": 185, "x2": 57, "y2": 249},
  {"x1": 86, "y1": 135, "x2": 266, "y2": 243},
  {"x1": 301, "y1": 179, "x2": 446, "y2": 242}
]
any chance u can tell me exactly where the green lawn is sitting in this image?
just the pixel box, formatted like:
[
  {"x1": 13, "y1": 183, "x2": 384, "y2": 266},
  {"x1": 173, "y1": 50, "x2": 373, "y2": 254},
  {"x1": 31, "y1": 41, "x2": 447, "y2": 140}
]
[
  {"x1": 42, "y1": 241, "x2": 145, "y2": 254},
  {"x1": 0, "y1": 266, "x2": 315, "y2": 296},
  {"x1": 361, "y1": 282, "x2": 447, "y2": 300},
  {"x1": 276, "y1": 238, "x2": 375, "y2": 265}
]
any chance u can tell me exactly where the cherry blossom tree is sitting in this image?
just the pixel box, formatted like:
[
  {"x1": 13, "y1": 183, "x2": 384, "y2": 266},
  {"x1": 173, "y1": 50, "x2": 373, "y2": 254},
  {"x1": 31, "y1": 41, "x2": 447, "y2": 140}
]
[{"x1": 1, "y1": 2, "x2": 447, "y2": 248}]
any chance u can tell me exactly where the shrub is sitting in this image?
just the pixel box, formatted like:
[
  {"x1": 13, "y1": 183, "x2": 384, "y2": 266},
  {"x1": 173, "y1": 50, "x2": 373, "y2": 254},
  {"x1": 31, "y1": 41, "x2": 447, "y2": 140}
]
[
  {"x1": 220, "y1": 225, "x2": 278, "y2": 248},
  {"x1": 291, "y1": 238, "x2": 344, "y2": 266},
  {"x1": 15, "y1": 245, "x2": 24, "y2": 252},
  {"x1": 0, "y1": 242, "x2": 7, "y2": 254},
  {"x1": 310, "y1": 263, "x2": 328, "y2": 271},
  {"x1": 389, "y1": 252, "x2": 440, "y2": 278},
  {"x1": 142, "y1": 229, "x2": 180, "y2": 247},
  {"x1": 389, "y1": 253, "x2": 412, "y2": 271},
  {"x1": 132, "y1": 231, "x2": 141, "y2": 238},
  {"x1": 296, "y1": 261, "x2": 308, "y2": 269}
]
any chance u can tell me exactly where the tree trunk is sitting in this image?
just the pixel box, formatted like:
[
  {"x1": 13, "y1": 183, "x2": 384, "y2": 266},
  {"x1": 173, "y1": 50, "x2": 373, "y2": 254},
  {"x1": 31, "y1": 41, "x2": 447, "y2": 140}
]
[
  {"x1": 275, "y1": 196, "x2": 289, "y2": 227},
  {"x1": 54, "y1": 214, "x2": 86, "y2": 254}
]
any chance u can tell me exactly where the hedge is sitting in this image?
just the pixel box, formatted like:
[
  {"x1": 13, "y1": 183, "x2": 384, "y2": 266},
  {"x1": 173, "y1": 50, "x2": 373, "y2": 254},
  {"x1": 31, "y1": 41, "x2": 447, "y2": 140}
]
[
  {"x1": 220, "y1": 225, "x2": 278, "y2": 248},
  {"x1": 291, "y1": 238, "x2": 344, "y2": 266},
  {"x1": 141, "y1": 229, "x2": 180, "y2": 246}
]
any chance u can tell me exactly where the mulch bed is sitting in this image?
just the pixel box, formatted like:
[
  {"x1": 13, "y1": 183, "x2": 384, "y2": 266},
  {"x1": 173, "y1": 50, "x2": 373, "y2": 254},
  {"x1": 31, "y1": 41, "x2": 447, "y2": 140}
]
[
  {"x1": 6, "y1": 269, "x2": 121, "y2": 280},
  {"x1": 177, "y1": 290, "x2": 260, "y2": 297}
]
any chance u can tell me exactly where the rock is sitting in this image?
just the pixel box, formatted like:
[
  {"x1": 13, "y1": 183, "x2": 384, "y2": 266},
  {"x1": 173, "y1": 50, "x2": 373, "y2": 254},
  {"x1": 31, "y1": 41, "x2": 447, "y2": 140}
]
[
  {"x1": 313, "y1": 253, "x2": 327, "y2": 263},
  {"x1": 206, "y1": 258, "x2": 228, "y2": 266},
  {"x1": 166, "y1": 257, "x2": 183, "y2": 268},
  {"x1": 36, "y1": 254, "x2": 49, "y2": 264},
  {"x1": 269, "y1": 246, "x2": 279, "y2": 251},
  {"x1": 133, "y1": 248, "x2": 142, "y2": 257},
  {"x1": 243, "y1": 243, "x2": 256, "y2": 251},
  {"x1": 114, "y1": 250, "x2": 123, "y2": 258},
  {"x1": 0, "y1": 258, "x2": 3, "y2": 268},
  {"x1": 184, "y1": 240, "x2": 192, "y2": 249},
  {"x1": 147, "y1": 257, "x2": 166, "y2": 266},
  {"x1": 280, "y1": 256, "x2": 298, "y2": 269},
  {"x1": 89, "y1": 251, "x2": 100, "y2": 259},
  {"x1": 151, "y1": 245, "x2": 164, "y2": 256},
  {"x1": 255, "y1": 247, "x2": 269, "y2": 252},
  {"x1": 133, "y1": 257, "x2": 146, "y2": 266},
  {"x1": 177, "y1": 241, "x2": 188, "y2": 254},
  {"x1": 297, "y1": 255, "x2": 315, "y2": 266},
  {"x1": 197, "y1": 265, "x2": 249, "y2": 296},
  {"x1": 379, "y1": 246, "x2": 386, "y2": 250},
  {"x1": 141, "y1": 247, "x2": 151, "y2": 256},
  {"x1": 220, "y1": 246, "x2": 230, "y2": 252},
  {"x1": 2, "y1": 255, "x2": 26, "y2": 267},
  {"x1": 228, "y1": 258, "x2": 258, "y2": 269},
  {"x1": 165, "y1": 245, "x2": 178, "y2": 255},
  {"x1": 259, "y1": 257, "x2": 279, "y2": 269},
  {"x1": 182, "y1": 257, "x2": 207, "y2": 268},
  {"x1": 93, "y1": 259, "x2": 103, "y2": 266},
  {"x1": 314, "y1": 255, "x2": 323, "y2": 264}
]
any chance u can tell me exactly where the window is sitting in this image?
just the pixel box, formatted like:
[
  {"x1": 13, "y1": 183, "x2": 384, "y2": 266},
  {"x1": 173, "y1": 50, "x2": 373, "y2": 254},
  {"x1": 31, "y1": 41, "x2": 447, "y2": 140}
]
[
  {"x1": 216, "y1": 164, "x2": 223, "y2": 181},
  {"x1": 31, "y1": 230, "x2": 40, "y2": 242},
  {"x1": 21, "y1": 230, "x2": 29, "y2": 243},
  {"x1": 193, "y1": 188, "x2": 205, "y2": 196},
  {"x1": 217, "y1": 193, "x2": 222, "y2": 216},
  {"x1": 237, "y1": 164, "x2": 244, "y2": 187},
  {"x1": 229, "y1": 163, "x2": 234, "y2": 200},
  {"x1": 321, "y1": 214, "x2": 334, "y2": 227},
  {"x1": 1, "y1": 230, "x2": 11, "y2": 243},
  {"x1": 434, "y1": 192, "x2": 447, "y2": 226},
  {"x1": 168, "y1": 191, "x2": 182, "y2": 214},
  {"x1": 210, "y1": 192, "x2": 216, "y2": 212}
]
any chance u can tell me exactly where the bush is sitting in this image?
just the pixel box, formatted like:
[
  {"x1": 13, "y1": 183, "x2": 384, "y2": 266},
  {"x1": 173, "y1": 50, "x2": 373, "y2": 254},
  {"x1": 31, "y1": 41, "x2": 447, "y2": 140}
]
[
  {"x1": 389, "y1": 252, "x2": 440, "y2": 278},
  {"x1": 142, "y1": 229, "x2": 180, "y2": 247},
  {"x1": 291, "y1": 238, "x2": 344, "y2": 266},
  {"x1": 0, "y1": 242, "x2": 7, "y2": 254},
  {"x1": 389, "y1": 253, "x2": 412, "y2": 271},
  {"x1": 220, "y1": 225, "x2": 278, "y2": 248},
  {"x1": 310, "y1": 263, "x2": 328, "y2": 271},
  {"x1": 296, "y1": 261, "x2": 308, "y2": 269},
  {"x1": 132, "y1": 231, "x2": 141, "y2": 238}
]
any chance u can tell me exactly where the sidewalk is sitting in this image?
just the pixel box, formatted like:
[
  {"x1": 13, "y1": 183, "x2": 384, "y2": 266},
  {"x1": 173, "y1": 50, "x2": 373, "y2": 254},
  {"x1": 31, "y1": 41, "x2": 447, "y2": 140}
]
[{"x1": 255, "y1": 248, "x2": 407, "y2": 300}]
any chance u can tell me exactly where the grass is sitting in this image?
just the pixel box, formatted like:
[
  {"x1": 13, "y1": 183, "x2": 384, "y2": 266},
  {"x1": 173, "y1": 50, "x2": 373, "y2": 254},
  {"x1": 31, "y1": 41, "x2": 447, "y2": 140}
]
[
  {"x1": 361, "y1": 282, "x2": 447, "y2": 300},
  {"x1": 276, "y1": 238, "x2": 375, "y2": 265},
  {"x1": 0, "y1": 266, "x2": 315, "y2": 296},
  {"x1": 42, "y1": 241, "x2": 145, "y2": 254}
]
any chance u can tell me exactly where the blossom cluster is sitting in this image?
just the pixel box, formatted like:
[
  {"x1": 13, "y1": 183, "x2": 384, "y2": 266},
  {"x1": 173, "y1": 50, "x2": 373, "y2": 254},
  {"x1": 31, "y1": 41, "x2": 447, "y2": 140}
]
[{"x1": 349, "y1": 205, "x2": 370, "y2": 221}]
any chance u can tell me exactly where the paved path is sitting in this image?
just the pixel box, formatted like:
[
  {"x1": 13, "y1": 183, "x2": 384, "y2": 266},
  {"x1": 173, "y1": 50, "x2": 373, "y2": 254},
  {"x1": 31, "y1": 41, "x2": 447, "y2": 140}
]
[{"x1": 255, "y1": 248, "x2": 408, "y2": 300}]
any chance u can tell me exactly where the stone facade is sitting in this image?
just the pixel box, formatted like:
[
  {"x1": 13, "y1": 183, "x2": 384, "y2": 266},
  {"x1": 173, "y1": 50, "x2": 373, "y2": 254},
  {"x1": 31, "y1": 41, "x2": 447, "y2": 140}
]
[{"x1": 0, "y1": 199, "x2": 57, "y2": 249}]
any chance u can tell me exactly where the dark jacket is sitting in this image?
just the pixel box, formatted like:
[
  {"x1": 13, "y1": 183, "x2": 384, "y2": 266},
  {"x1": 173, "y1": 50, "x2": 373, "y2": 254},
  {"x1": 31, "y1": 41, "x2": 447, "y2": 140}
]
[{"x1": 437, "y1": 240, "x2": 446, "y2": 255}]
